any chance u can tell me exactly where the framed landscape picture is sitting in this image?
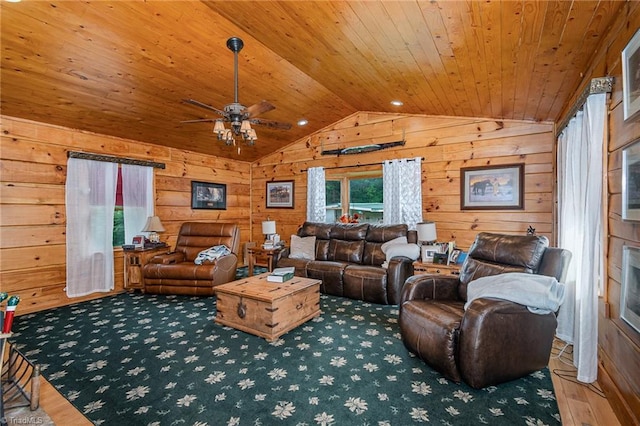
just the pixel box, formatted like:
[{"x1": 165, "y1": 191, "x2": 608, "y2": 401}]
[
  {"x1": 191, "y1": 181, "x2": 226, "y2": 210},
  {"x1": 266, "y1": 181, "x2": 294, "y2": 208},
  {"x1": 622, "y1": 29, "x2": 640, "y2": 121},
  {"x1": 460, "y1": 164, "x2": 524, "y2": 210},
  {"x1": 622, "y1": 139, "x2": 640, "y2": 221},
  {"x1": 621, "y1": 245, "x2": 640, "y2": 333}
]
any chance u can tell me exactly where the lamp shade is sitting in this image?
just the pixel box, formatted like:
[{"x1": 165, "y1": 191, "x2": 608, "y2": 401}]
[
  {"x1": 141, "y1": 216, "x2": 165, "y2": 233},
  {"x1": 416, "y1": 221, "x2": 437, "y2": 243},
  {"x1": 262, "y1": 220, "x2": 276, "y2": 235}
]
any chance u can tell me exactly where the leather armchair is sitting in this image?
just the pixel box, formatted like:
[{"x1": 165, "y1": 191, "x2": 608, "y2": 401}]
[
  {"x1": 399, "y1": 232, "x2": 571, "y2": 389},
  {"x1": 143, "y1": 222, "x2": 240, "y2": 296}
]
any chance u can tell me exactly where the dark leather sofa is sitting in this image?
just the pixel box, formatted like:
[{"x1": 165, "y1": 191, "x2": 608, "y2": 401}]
[
  {"x1": 142, "y1": 222, "x2": 240, "y2": 296},
  {"x1": 399, "y1": 232, "x2": 571, "y2": 389},
  {"x1": 276, "y1": 222, "x2": 417, "y2": 305}
]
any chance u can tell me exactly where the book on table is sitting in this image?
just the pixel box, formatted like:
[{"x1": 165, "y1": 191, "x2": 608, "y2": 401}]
[{"x1": 267, "y1": 267, "x2": 295, "y2": 282}]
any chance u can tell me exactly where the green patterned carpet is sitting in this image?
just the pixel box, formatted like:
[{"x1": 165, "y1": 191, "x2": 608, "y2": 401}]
[{"x1": 9, "y1": 288, "x2": 561, "y2": 425}]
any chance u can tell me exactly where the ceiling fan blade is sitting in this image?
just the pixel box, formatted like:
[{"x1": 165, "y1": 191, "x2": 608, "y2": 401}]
[
  {"x1": 245, "y1": 100, "x2": 276, "y2": 118},
  {"x1": 249, "y1": 117, "x2": 292, "y2": 130},
  {"x1": 180, "y1": 118, "x2": 218, "y2": 123},
  {"x1": 183, "y1": 99, "x2": 226, "y2": 117}
]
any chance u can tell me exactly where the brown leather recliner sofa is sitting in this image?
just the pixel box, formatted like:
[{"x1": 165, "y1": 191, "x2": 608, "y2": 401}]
[
  {"x1": 276, "y1": 222, "x2": 417, "y2": 305},
  {"x1": 142, "y1": 222, "x2": 240, "y2": 296},
  {"x1": 399, "y1": 232, "x2": 571, "y2": 389}
]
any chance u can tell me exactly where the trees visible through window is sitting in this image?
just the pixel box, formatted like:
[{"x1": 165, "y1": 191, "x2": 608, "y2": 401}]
[
  {"x1": 113, "y1": 166, "x2": 125, "y2": 246},
  {"x1": 325, "y1": 167, "x2": 383, "y2": 223}
]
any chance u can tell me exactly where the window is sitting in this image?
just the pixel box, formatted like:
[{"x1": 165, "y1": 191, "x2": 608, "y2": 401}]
[
  {"x1": 325, "y1": 167, "x2": 383, "y2": 223},
  {"x1": 113, "y1": 166, "x2": 125, "y2": 246}
]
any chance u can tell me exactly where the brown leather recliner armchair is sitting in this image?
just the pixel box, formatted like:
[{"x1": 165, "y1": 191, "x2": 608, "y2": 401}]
[
  {"x1": 399, "y1": 232, "x2": 571, "y2": 389},
  {"x1": 143, "y1": 222, "x2": 240, "y2": 296}
]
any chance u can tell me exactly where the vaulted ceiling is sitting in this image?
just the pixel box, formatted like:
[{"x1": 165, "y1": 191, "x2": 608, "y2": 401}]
[{"x1": 0, "y1": 1, "x2": 624, "y2": 162}]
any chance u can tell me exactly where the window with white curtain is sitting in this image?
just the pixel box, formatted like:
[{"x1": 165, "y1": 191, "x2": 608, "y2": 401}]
[
  {"x1": 383, "y1": 157, "x2": 423, "y2": 228},
  {"x1": 556, "y1": 92, "x2": 607, "y2": 384},
  {"x1": 66, "y1": 158, "x2": 118, "y2": 297},
  {"x1": 66, "y1": 158, "x2": 155, "y2": 297},
  {"x1": 121, "y1": 164, "x2": 154, "y2": 245}
]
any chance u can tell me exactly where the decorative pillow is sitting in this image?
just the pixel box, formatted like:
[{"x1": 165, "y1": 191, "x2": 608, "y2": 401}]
[
  {"x1": 289, "y1": 235, "x2": 316, "y2": 260},
  {"x1": 194, "y1": 245, "x2": 231, "y2": 265},
  {"x1": 381, "y1": 243, "x2": 420, "y2": 268},
  {"x1": 381, "y1": 236, "x2": 408, "y2": 254}
]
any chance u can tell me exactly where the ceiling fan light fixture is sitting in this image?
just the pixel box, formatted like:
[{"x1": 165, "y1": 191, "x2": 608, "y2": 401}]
[{"x1": 183, "y1": 37, "x2": 292, "y2": 151}]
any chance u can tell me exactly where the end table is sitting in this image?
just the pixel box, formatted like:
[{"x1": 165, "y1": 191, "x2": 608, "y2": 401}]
[
  {"x1": 123, "y1": 245, "x2": 170, "y2": 291},
  {"x1": 247, "y1": 245, "x2": 284, "y2": 276},
  {"x1": 413, "y1": 260, "x2": 461, "y2": 276}
]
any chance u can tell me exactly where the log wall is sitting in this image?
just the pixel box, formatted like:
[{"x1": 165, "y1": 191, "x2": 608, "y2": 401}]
[
  {"x1": 559, "y1": 2, "x2": 640, "y2": 424},
  {"x1": 251, "y1": 113, "x2": 555, "y2": 250},
  {"x1": 0, "y1": 115, "x2": 251, "y2": 315}
]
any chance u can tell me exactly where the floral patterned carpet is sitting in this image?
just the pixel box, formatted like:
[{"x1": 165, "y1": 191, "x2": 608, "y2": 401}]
[{"x1": 9, "y1": 289, "x2": 561, "y2": 425}]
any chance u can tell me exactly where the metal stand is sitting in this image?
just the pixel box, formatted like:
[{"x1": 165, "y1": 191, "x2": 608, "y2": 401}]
[{"x1": 1, "y1": 335, "x2": 40, "y2": 425}]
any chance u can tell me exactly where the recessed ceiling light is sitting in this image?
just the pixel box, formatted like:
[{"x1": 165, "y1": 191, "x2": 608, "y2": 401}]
[
  {"x1": 297, "y1": 119, "x2": 308, "y2": 126},
  {"x1": 5, "y1": 0, "x2": 22, "y2": 2},
  {"x1": 390, "y1": 100, "x2": 403, "y2": 106}
]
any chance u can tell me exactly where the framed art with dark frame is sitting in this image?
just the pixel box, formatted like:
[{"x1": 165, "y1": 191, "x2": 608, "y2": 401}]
[
  {"x1": 622, "y1": 29, "x2": 640, "y2": 121},
  {"x1": 266, "y1": 181, "x2": 294, "y2": 208},
  {"x1": 622, "y1": 139, "x2": 640, "y2": 221},
  {"x1": 191, "y1": 181, "x2": 226, "y2": 210},
  {"x1": 460, "y1": 163, "x2": 524, "y2": 210},
  {"x1": 621, "y1": 245, "x2": 640, "y2": 333}
]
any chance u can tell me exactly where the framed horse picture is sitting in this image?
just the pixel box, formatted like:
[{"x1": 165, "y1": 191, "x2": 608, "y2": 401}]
[{"x1": 460, "y1": 164, "x2": 524, "y2": 210}]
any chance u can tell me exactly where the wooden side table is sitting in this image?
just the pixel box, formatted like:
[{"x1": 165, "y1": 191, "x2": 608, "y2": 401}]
[
  {"x1": 247, "y1": 245, "x2": 283, "y2": 276},
  {"x1": 413, "y1": 261, "x2": 461, "y2": 276},
  {"x1": 123, "y1": 246, "x2": 170, "y2": 291}
]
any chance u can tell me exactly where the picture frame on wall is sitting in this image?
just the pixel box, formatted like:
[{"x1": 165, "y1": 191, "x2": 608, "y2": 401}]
[
  {"x1": 621, "y1": 245, "x2": 640, "y2": 333},
  {"x1": 622, "y1": 139, "x2": 640, "y2": 221},
  {"x1": 191, "y1": 181, "x2": 226, "y2": 210},
  {"x1": 460, "y1": 164, "x2": 524, "y2": 210},
  {"x1": 622, "y1": 29, "x2": 640, "y2": 121},
  {"x1": 266, "y1": 181, "x2": 294, "y2": 208}
]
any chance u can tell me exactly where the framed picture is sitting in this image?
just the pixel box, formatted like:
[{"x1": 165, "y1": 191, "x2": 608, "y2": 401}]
[
  {"x1": 622, "y1": 29, "x2": 640, "y2": 121},
  {"x1": 266, "y1": 181, "x2": 294, "y2": 208},
  {"x1": 191, "y1": 181, "x2": 226, "y2": 210},
  {"x1": 460, "y1": 164, "x2": 524, "y2": 210},
  {"x1": 622, "y1": 139, "x2": 640, "y2": 221},
  {"x1": 621, "y1": 245, "x2": 640, "y2": 333},
  {"x1": 420, "y1": 244, "x2": 440, "y2": 263}
]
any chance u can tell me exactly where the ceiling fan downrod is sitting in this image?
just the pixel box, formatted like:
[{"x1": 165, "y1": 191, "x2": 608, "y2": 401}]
[{"x1": 226, "y1": 37, "x2": 244, "y2": 105}]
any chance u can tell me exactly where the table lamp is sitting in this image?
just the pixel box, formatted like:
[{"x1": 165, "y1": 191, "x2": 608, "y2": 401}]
[
  {"x1": 416, "y1": 221, "x2": 438, "y2": 262},
  {"x1": 262, "y1": 219, "x2": 276, "y2": 245},
  {"x1": 141, "y1": 216, "x2": 165, "y2": 243}
]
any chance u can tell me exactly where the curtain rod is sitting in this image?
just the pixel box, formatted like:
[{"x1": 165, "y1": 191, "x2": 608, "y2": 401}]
[
  {"x1": 301, "y1": 157, "x2": 424, "y2": 172},
  {"x1": 557, "y1": 77, "x2": 613, "y2": 135},
  {"x1": 67, "y1": 151, "x2": 166, "y2": 169}
]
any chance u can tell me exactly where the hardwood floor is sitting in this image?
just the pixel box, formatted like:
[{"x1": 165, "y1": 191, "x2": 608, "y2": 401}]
[
  {"x1": 549, "y1": 339, "x2": 622, "y2": 426},
  {"x1": 33, "y1": 338, "x2": 622, "y2": 425}
]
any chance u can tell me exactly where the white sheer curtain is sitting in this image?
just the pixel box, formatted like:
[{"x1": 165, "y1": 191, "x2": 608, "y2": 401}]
[
  {"x1": 556, "y1": 93, "x2": 606, "y2": 383},
  {"x1": 307, "y1": 167, "x2": 326, "y2": 222},
  {"x1": 383, "y1": 157, "x2": 423, "y2": 228},
  {"x1": 65, "y1": 158, "x2": 118, "y2": 297},
  {"x1": 122, "y1": 164, "x2": 154, "y2": 244}
]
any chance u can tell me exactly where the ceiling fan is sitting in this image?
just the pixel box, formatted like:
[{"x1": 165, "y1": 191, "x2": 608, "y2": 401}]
[{"x1": 182, "y1": 37, "x2": 291, "y2": 146}]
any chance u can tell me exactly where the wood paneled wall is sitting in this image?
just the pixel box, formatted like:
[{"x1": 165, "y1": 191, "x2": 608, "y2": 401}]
[
  {"x1": 251, "y1": 112, "x2": 555, "y2": 250},
  {"x1": 560, "y1": 2, "x2": 640, "y2": 424},
  {"x1": 0, "y1": 115, "x2": 251, "y2": 315}
]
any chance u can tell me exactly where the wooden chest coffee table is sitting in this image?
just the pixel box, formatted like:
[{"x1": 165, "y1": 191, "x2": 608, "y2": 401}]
[{"x1": 214, "y1": 273, "x2": 321, "y2": 341}]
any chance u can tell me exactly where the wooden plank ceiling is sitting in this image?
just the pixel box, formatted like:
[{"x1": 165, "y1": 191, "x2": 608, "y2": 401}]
[{"x1": 0, "y1": 1, "x2": 623, "y2": 162}]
